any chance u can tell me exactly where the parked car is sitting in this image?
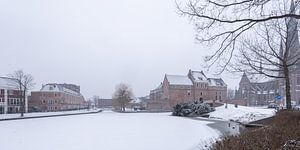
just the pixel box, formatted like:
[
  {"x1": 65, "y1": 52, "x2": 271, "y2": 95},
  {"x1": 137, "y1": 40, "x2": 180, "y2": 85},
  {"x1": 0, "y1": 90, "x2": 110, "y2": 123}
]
[
  {"x1": 293, "y1": 105, "x2": 300, "y2": 111},
  {"x1": 268, "y1": 103, "x2": 278, "y2": 109}
]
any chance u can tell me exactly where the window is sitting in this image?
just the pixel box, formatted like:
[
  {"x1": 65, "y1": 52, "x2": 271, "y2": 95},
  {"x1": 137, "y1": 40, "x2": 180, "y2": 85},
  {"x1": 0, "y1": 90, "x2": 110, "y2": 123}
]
[
  {"x1": 200, "y1": 92, "x2": 203, "y2": 96},
  {"x1": 187, "y1": 91, "x2": 191, "y2": 96},
  {"x1": 297, "y1": 76, "x2": 300, "y2": 85},
  {"x1": 8, "y1": 90, "x2": 13, "y2": 95},
  {"x1": 42, "y1": 100, "x2": 46, "y2": 104}
]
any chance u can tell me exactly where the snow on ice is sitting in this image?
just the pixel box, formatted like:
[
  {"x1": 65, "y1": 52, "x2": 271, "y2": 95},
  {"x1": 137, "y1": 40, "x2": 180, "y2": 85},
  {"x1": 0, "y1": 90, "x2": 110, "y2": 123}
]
[
  {"x1": 0, "y1": 112, "x2": 220, "y2": 150},
  {"x1": 209, "y1": 104, "x2": 276, "y2": 123}
]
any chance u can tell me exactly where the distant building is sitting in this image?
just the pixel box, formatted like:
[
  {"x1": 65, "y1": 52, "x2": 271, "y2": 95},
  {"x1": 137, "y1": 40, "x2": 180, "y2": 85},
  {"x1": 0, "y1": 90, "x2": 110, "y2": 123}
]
[
  {"x1": 128, "y1": 97, "x2": 146, "y2": 110},
  {"x1": 148, "y1": 70, "x2": 227, "y2": 111},
  {"x1": 29, "y1": 83, "x2": 85, "y2": 112},
  {"x1": 235, "y1": 2, "x2": 300, "y2": 106},
  {"x1": 94, "y1": 98, "x2": 112, "y2": 108},
  {"x1": 235, "y1": 73, "x2": 280, "y2": 106},
  {"x1": 0, "y1": 77, "x2": 28, "y2": 114}
]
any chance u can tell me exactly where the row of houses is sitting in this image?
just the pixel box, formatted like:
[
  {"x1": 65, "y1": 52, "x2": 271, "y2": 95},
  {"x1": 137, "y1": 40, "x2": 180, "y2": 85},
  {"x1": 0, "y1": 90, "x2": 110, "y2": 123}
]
[
  {"x1": 29, "y1": 83, "x2": 86, "y2": 112},
  {"x1": 0, "y1": 77, "x2": 86, "y2": 114}
]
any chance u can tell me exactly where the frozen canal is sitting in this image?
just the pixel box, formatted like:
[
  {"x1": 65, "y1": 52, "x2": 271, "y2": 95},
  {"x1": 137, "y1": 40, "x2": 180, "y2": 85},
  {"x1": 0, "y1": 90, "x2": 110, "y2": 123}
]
[{"x1": 0, "y1": 112, "x2": 220, "y2": 150}]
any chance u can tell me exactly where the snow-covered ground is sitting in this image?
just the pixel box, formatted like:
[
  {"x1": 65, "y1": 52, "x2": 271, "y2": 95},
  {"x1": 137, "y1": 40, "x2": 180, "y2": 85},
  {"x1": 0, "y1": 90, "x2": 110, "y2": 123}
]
[
  {"x1": 209, "y1": 104, "x2": 276, "y2": 123},
  {"x1": 0, "y1": 109, "x2": 101, "y2": 120},
  {"x1": 0, "y1": 112, "x2": 220, "y2": 150}
]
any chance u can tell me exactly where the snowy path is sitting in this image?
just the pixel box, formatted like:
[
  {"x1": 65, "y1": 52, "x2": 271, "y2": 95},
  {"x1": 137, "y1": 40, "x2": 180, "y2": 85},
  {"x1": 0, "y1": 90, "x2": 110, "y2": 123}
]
[
  {"x1": 0, "y1": 112, "x2": 220, "y2": 150},
  {"x1": 0, "y1": 109, "x2": 101, "y2": 120}
]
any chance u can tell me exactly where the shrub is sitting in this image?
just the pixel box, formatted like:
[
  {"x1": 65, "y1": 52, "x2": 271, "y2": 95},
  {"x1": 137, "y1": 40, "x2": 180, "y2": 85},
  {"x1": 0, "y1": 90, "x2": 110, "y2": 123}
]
[
  {"x1": 172, "y1": 101, "x2": 215, "y2": 117},
  {"x1": 211, "y1": 110, "x2": 300, "y2": 150}
]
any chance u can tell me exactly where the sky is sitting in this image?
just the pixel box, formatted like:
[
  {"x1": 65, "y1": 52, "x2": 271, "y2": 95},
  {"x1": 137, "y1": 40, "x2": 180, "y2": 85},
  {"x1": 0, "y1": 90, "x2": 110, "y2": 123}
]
[{"x1": 0, "y1": 0, "x2": 241, "y2": 98}]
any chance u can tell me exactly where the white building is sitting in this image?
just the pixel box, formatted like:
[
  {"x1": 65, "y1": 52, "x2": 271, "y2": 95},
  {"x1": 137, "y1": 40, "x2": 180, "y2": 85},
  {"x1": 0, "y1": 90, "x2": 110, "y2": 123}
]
[{"x1": 0, "y1": 77, "x2": 28, "y2": 114}]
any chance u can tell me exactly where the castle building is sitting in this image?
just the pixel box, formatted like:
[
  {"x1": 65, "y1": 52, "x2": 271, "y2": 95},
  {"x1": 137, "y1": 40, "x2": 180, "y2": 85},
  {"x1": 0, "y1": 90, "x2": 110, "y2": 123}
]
[{"x1": 148, "y1": 70, "x2": 227, "y2": 111}]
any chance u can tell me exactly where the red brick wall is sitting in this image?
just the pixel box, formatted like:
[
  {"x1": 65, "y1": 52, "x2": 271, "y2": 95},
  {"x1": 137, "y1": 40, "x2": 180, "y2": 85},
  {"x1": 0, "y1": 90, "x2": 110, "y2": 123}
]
[
  {"x1": 29, "y1": 91, "x2": 85, "y2": 112},
  {"x1": 149, "y1": 75, "x2": 228, "y2": 110}
]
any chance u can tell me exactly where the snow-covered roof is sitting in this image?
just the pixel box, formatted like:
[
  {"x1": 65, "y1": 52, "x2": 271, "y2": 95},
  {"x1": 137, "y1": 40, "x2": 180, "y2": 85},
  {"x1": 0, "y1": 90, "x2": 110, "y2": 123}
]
[
  {"x1": 208, "y1": 78, "x2": 226, "y2": 87},
  {"x1": 40, "y1": 84, "x2": 82, "y2": 96},
  {"x1": 189, "y1": 70, "x2": 208, "y2": 82},
  {"x1": 249, "y1": 76, "x2": 274, "y2": 83},
  {"x1": 130, "y1": 98, "x2": 142, "y2": 104},
  {"x1": 165, "y1": 75, "x2": 193, "y2": 85},
  {"x1": 0, "y1": 77, "x2": 18, "y2": 90}
]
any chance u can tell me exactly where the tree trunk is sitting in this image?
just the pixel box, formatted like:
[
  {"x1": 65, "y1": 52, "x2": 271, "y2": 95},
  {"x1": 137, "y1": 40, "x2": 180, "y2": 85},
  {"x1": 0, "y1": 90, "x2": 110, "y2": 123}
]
[{"x1": 284, "y1": 64, "x2": 292, "y2": 110}]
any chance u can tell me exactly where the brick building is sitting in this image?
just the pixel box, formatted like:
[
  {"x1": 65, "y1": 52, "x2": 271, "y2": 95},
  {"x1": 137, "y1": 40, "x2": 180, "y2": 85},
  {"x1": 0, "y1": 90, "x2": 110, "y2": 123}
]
[
  {"x1": 235, "y1": 73, "x2": 280, "y2": 106},
  {"x1": 0, "y1": 77, "x2": 28, "y2": 114},
  {"x1": 148, "y1": 70, "x2": 227, "y2": 111},
  {"x1": 235, "y1": 2, "x2": 300, "y2": 106},
  {"x1": 29, "y1": 83, "x2": 86, "y2": 112},
  {"x1": 94, "y1": 98, "x2": 113, "y2": 108}
]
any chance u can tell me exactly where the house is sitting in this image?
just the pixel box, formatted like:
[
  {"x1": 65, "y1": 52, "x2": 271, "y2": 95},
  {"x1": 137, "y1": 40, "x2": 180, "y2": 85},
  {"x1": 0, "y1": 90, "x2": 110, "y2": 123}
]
[{"x1": 29, "y1": 83, "x2": 85, "y2": 112}]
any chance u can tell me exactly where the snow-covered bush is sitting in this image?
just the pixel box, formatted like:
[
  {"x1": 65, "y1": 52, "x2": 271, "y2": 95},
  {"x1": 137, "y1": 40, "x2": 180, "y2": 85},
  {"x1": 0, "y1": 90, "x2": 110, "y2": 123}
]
[{"x1": 172, "y1": 101, "x2": 215, "y2": 117}]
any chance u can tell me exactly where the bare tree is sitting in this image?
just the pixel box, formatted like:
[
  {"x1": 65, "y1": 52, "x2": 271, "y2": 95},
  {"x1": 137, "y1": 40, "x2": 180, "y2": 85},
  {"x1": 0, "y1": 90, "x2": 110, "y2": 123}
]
[
  {"x1": 227, "y1": 88, "x2": 236, "y2": 100},
  {"x1": 8, "y1": 70, "x2": 35, "y2": 117},
  {"x1": 229, "y1": 3, "x2": 300, "y2": 109},
  {"x1": 112, "y1": 83, "x2": 134, "y2": 112},
  {"x1": 176, "y1": 0, "x2": 299, "y2": 72},
  {"x1": 178, "y1": 0, "x2": 300, "y2": 109}
]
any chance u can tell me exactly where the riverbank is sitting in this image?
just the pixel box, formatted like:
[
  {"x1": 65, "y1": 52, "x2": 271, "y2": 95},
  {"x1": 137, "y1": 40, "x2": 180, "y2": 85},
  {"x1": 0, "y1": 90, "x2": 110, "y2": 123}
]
[{"x1": 0, "y1": 109, "x2": 102, "y2": 121}]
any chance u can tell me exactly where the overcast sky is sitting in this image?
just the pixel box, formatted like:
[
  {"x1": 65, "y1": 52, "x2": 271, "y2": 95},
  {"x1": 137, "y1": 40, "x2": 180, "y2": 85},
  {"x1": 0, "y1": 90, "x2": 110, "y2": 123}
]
[{"x1": 0, "y1": 0, "x2": 241, "y2": 98}]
